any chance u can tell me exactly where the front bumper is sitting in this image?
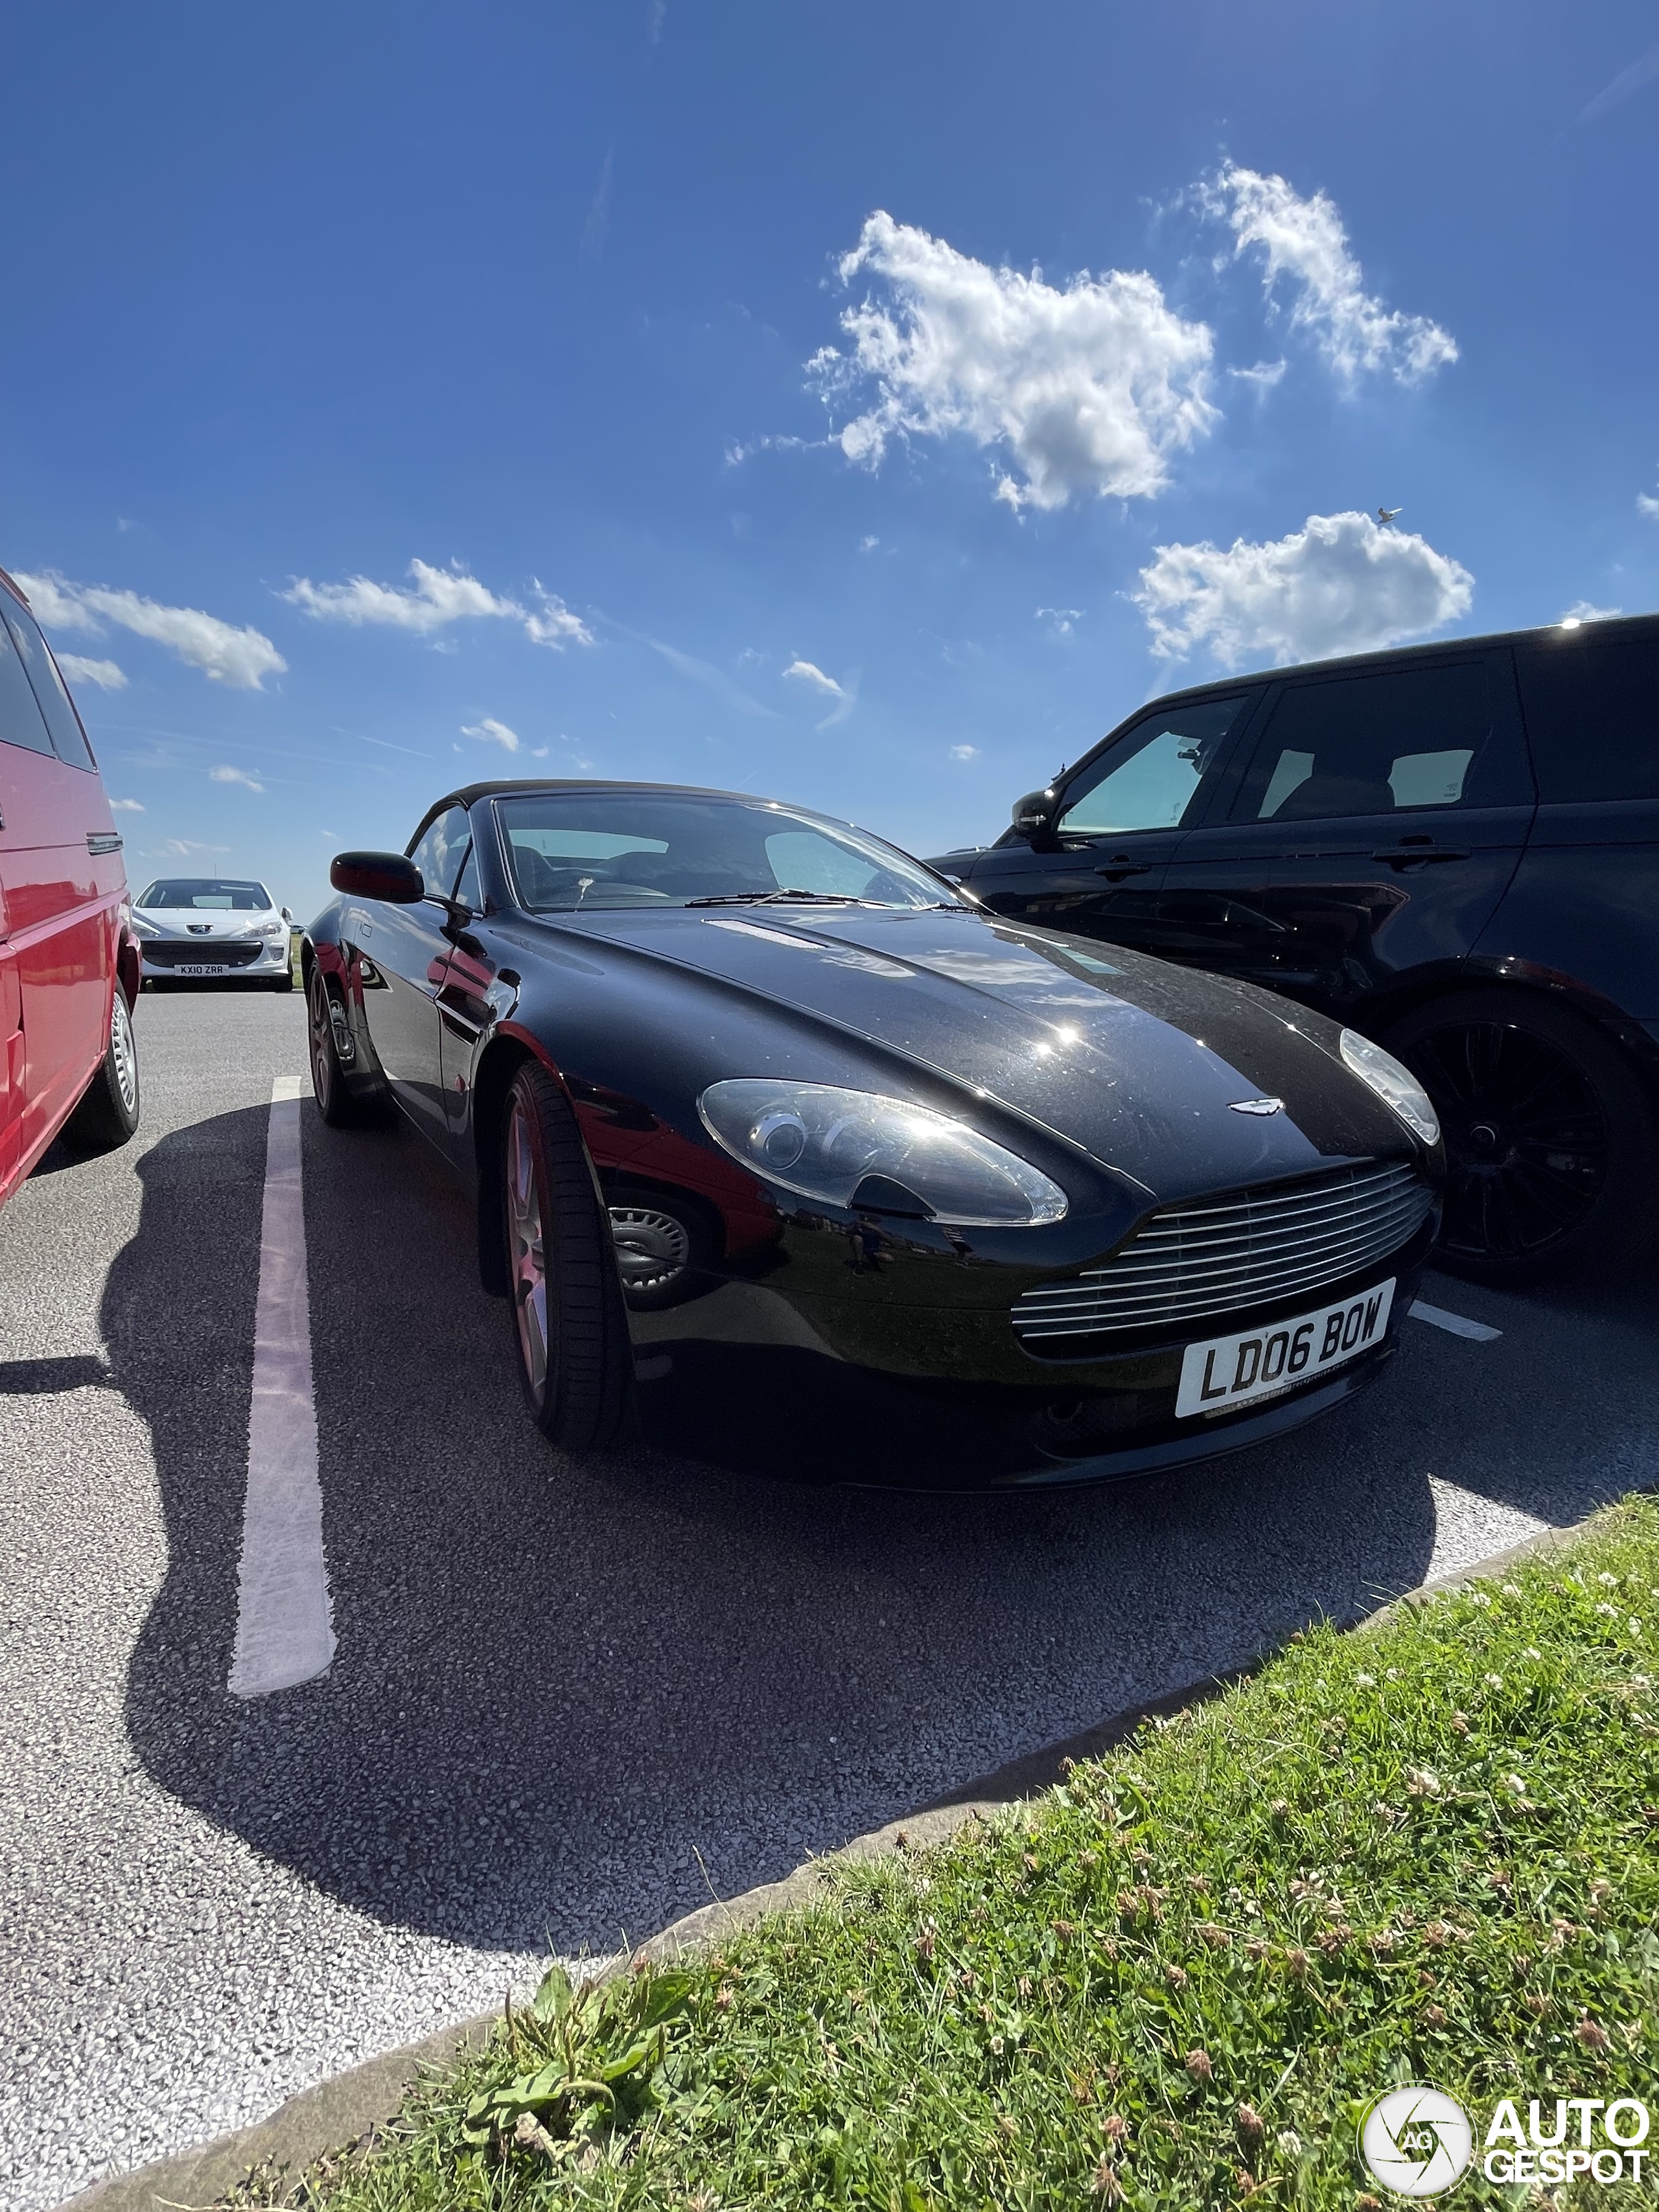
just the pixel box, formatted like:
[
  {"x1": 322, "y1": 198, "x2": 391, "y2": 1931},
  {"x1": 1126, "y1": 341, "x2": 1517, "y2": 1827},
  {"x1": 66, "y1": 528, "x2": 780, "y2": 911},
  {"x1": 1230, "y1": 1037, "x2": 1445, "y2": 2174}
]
[
  {"x1": 139, "y1": 937, "x2": 292, "y2": 980},
  {"x1": 625, "y1": 1212, "x2": 1433, "y2": 1491}
]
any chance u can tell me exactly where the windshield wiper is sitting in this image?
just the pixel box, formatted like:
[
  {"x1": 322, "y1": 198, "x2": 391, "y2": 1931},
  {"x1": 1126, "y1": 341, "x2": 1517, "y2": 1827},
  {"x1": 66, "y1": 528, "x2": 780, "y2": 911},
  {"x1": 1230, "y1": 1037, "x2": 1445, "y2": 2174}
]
[{"x1": 683, "y1": 889, "x2": 868, "y2": 908}]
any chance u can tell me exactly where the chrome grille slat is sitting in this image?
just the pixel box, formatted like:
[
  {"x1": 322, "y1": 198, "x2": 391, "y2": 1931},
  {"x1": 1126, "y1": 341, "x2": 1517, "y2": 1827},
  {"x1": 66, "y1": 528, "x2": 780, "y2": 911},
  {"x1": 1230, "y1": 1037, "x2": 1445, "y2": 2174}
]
[{"x1": 1012, "y1": 1162, "x2": 1432, "y2": 1347}]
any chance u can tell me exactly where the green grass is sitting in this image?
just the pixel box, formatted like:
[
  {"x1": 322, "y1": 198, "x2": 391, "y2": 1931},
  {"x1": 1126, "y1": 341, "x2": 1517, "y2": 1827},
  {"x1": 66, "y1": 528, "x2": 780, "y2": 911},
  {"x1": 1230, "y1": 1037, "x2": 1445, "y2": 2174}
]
[{"x1": 274, "y1": 1498, "x2": 1659, "y2": 2210}]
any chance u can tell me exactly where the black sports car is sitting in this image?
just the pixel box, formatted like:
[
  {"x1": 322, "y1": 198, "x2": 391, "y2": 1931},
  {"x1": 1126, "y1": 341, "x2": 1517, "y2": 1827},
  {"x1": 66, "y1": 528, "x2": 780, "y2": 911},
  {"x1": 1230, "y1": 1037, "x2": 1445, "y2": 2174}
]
[{"x1": 304, "y1": 781, "x2": 1444, "y2": 1488}]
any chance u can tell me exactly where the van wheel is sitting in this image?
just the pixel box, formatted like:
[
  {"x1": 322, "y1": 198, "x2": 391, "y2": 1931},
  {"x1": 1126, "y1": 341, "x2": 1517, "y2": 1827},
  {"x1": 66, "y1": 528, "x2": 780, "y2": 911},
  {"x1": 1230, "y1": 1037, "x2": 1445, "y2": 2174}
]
[
  {"x1": 61, "y1": 989, "x2": 141, "y2": 1154},
  {"x1": 1382, "y1": 990, "x2": 1658, "y2": 1281},
  {"x1": 503, "y1": 1061, "x2": 634, "y2": 1449}
]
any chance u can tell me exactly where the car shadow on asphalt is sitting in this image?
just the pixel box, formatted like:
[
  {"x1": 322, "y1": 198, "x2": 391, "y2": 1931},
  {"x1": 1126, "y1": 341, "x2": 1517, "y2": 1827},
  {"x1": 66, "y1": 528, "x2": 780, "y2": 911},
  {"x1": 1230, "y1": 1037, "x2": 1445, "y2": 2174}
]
[{"x1": 113, "y1": 1101, "x2": 1651, "y2": 1961}]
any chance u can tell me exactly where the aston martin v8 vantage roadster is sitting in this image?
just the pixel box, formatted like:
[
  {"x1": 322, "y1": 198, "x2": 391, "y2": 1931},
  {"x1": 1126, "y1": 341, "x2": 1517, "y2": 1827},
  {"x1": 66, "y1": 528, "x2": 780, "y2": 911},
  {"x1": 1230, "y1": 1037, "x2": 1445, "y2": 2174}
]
[{"x1": 305, "y1": 782, "x2": 1443, "y2": 1487}]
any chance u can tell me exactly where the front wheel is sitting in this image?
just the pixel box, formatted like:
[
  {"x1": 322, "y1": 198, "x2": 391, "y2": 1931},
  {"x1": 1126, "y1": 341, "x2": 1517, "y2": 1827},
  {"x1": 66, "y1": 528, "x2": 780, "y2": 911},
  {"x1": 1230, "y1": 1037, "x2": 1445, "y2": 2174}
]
[
  {"x1": 1383, "y1": 990, "x2": 1658, "y2": 1282},
  {"x1": 503, "y1": 1061, "x2": 634, "y2": 1450},
  {"x1": 308, "y1": 966, "x2": 360, "y2": 1127},
  {"x1": 60, "y1": 988, "x2": 141, "y2": 1154}
]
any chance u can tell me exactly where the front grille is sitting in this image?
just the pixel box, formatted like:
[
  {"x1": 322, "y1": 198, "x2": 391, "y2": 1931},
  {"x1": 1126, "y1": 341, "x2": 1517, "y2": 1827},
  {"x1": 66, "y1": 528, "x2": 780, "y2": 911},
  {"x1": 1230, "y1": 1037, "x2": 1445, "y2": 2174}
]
[
  {"x1": 142, "y1": 940, "x2": 263, "y2": 969},
  {"x1": 1012, "y1": 1161, "x2": 1433, "y2": 1351}
]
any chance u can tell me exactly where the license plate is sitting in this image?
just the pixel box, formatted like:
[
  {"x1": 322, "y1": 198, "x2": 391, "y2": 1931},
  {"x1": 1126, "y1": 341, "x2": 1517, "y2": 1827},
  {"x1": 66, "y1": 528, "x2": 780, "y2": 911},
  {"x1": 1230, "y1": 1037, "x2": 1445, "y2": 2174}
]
[
  {"x1": 172, "y1": 962, "x2": 228, "y2": 976},
  {"x1": 1176, "y1": 1279, "x2": 1396, "y2": 1419}
]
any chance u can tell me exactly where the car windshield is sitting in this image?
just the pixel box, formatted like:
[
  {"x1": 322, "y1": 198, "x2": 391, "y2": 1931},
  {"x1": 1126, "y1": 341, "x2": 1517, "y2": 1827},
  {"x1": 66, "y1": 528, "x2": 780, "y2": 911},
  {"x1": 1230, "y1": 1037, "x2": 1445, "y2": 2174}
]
[
  {"x1": 494, "y1": 791, "x2": 956, "y2": 913},
  {"x1": 136, "y1": 878, "x2": 272, "y2": 911}
]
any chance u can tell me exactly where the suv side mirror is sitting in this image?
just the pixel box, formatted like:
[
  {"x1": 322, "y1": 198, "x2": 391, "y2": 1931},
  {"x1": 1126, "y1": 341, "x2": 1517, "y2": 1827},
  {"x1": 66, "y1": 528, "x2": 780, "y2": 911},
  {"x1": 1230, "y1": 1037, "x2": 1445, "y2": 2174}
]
[
  {"x1": 1011, "y1": 787, "x2": 1060, "y2": 844},
  {"x1": 330, "y1": 851, "x2": 424, "y2": 903}
]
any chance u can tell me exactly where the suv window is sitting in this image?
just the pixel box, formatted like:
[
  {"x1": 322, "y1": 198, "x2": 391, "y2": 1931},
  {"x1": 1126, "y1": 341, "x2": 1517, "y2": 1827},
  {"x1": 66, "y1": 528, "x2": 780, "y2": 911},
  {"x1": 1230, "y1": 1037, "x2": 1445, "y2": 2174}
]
[
  {"x1": 1516, "y1": 631, "x2": 1659, "y2": 803},
  {"x1": 1232, "y1": 658, "x2": 1524, "y2": 821},
  {"x1": 0, "y1": 601, "x2": 97, "y2": 769},
  {"x1": 407, "y1": 806, "x2": 470, "y2": 897},
  {"x1": 1057, "y1": 695, "x2": 1251, "y2": 837},
  {"x1": 0, "y1": 601, "x2": 56, "y2": 756}
]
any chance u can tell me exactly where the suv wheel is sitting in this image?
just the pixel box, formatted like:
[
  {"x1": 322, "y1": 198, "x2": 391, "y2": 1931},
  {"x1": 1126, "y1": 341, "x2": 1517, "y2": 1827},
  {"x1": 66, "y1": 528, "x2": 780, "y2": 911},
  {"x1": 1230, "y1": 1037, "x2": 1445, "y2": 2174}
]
[{"x1": 1382, "y1": 989, "x2": 1658, "y2": 1282}]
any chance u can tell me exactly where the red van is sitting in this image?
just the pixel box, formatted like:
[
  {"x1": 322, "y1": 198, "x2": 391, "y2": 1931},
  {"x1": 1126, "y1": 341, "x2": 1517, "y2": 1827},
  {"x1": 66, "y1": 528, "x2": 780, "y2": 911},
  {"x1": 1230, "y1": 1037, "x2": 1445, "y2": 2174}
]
[{"x1": 0, "y1": 566, "x2": 141, "y2": 1207}]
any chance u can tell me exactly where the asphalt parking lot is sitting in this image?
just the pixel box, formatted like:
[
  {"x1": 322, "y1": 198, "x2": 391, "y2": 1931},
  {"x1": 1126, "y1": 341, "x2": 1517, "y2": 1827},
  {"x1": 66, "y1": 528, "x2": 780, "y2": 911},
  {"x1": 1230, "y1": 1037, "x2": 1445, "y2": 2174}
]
[{"x1": 4, "y1": 992, "x2": 1657, "y2": 2207}]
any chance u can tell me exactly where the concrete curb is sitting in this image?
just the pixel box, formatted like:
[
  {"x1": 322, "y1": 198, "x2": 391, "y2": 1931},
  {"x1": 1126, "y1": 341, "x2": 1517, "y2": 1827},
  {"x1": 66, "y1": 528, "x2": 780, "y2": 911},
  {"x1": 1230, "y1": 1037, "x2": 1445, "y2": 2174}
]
[{"x1": 57, "y1": 1506, "x2": 1618, "y2": 2211}]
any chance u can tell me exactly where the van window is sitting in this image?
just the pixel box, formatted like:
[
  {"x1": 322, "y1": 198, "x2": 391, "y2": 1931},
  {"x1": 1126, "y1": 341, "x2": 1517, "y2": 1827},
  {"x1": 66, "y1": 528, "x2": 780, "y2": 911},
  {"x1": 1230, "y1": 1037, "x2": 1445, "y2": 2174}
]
[
  {"x1": 1232, "y1": 659, "x2": 1524, "y2": 821},
  {"x1": 1516, "y1": 631, "x2": 1659, "y2": 803},
  {"x1": 0, "y1": 602, "x2": 97, "y2": 769},
  {"x1": 1057, "y1": 695, "x2": 1251, "y2": 836},
  {"x1": 0, "y1": 605, "x2": 56, "y2": 756}
]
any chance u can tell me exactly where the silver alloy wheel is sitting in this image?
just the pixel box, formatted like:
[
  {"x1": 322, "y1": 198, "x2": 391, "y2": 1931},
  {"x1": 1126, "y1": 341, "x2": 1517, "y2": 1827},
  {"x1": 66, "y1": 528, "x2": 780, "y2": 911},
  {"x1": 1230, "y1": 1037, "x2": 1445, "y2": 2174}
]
[
  {"x1": 607, "y1": 1203, "x2": 692, "y2": 1297},
  {"x1": 110, "y1": 992, "x2": 138, "y2": 1114},
  {"x1": 506, "y1": 1093, "x2": 550, "y2": 1408}
]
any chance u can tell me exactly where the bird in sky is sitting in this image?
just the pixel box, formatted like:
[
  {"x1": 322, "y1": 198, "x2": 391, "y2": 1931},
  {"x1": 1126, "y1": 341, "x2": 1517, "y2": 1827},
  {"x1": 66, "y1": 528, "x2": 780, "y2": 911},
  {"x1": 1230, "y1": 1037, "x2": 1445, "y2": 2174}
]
[{"x1": 1376, "y1": 506, "x2": 1403, "y2": 526}]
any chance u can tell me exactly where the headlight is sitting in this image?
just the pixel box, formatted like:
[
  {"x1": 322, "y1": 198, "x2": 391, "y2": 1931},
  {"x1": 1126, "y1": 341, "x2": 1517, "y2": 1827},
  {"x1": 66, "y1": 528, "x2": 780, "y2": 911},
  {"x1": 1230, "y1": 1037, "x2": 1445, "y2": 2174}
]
[
  {"x1": 1340, "y1": 1029, "x2": 1440, "y2": 1146},
  {"x1": 261, "y1": 920, "x2": 288, "y2": 937},
  {"x1": 699, "y1": 1079, "x2": 1067, "y2": 1226},
  {"x1": 131, "y1": 916, "x2": 160, "y2": 939}
]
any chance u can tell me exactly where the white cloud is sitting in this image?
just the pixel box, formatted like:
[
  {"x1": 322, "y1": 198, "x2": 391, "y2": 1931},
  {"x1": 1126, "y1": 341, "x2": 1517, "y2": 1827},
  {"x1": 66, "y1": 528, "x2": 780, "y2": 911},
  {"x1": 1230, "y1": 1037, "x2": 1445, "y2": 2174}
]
[
  {"x1": 1036, "y1": 606, "x2": 1083, "y2": 636},
  {"x1": 580, "y1": 148, "x2": 614, "y2": 262},
  {"x1": 109, "y1": 797, "x2": 145, "y2": 813},
  {"x1": 522, "y1": 585, "x2": 592, "y2": 647},
  {"x1": 1559, "y1": 601, "x2": 1623, "y2": 623},
  {"x1": 461, "y1": 716, "x2": 521, "y2": 752},
  {"x1": 1229, "y1": 358, "x2": 1288, "y2": 390},
  {"x1": 783, "y1": 657, "x2": 857, "y2": 729},
  {"x1": 1637, "y1": 474, "x2": 1659, "y2": 520},
  {"x1": 859, "y1": 535, "x2": 881, "y2": 553},
  {"x1": 56, "y1": 652, "x2": 128, "y2": 691},
  {"x1": 1579, "y1": 40, "x2": 1659, "y2": 126},
  {"x1": 783, "y1": 657, "x2": 844, "y2": 699},
  {"x1": 1131, "y1": 510, "x2": 1474, "y2": 666},
  {"x1": 152, "y1": 837, "x2": 230, "y2": 858},
  {"x1": 949, "y1": 743, "x2": 980, "y2": 760},
  {"x1": 211, "y1": 763, "x2": 265, "y2": 792},
  {"x1": 810, "y1": 210, "x2": 1216, "y2": 510},
  {"x1": 14, "y1": 570, "x2": 286, "y2": 688},
  {"x1": 283, "y1": 559, "x2": 592, "y2": 649},
  {"x1": 1204, "y1": 165, "x2": 1457, "y2": 387}
]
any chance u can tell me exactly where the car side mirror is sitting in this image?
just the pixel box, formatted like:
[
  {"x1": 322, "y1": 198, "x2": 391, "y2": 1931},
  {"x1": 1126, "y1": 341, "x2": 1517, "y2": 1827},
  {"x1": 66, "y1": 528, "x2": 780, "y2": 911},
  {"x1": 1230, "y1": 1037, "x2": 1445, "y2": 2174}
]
[
  {"x1": 330, "y1": 851, "x2": 424, "y2": 903},
  {"x1": 281, "y1": 906, "x2": 293, "y2": 924},
  {"x1": 1011, "y1": 787, "x2": 1060, "y2": 846}
]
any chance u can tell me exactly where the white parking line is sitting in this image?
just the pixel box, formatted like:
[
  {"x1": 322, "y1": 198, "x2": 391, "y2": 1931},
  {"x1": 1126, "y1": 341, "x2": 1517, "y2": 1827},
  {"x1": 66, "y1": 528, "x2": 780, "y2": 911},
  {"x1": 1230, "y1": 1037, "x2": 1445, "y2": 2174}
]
[
  {"x1": 228, "y1": 1076, "x2": 335, "y2": 1698},
  {"x1": 1408, "y1": 1299, "x2": 1503, "y2": 1342}
]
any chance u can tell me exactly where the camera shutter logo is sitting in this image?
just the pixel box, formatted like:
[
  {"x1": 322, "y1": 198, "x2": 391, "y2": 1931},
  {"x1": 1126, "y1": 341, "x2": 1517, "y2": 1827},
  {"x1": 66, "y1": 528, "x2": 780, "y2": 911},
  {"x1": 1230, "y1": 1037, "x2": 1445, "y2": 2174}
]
[{"x1": 1359, "y1": 2086, "x2": 1474, "y2": 2197}]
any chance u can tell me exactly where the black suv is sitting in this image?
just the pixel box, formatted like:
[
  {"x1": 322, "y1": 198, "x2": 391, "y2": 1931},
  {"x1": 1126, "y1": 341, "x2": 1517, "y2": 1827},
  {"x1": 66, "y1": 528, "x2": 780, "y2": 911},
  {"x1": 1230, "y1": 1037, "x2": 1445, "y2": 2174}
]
[{"x1": 931, "y1": 615, "x2": 1659, "y2": 1283}]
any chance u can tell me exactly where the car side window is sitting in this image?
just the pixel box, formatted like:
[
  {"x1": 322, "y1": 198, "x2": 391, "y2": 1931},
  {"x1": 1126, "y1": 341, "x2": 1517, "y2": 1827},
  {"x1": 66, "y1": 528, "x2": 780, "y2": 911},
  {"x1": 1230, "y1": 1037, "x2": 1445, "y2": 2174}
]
[
  {"x1": 1232, "y1": 659, "x2": 1526, "y2": 821},
  {"x1": 1516, "y1": 631, "x2": 1659, "y2": 803},
  {"x1": 0, "y1": 605, "x2": 56, "y2": 756},
  {"x1": 406, "y1": 806, "x2": 470, "y2": 898},
  {"x1": 1056, "y1": 695, "x2": 1251, "y2": 837},
  {"x1": 1, "y1": 602, "x2": 97, "y2": 769},
  {"x1": 452, "y1": 841, "x2": 482, "y2": 912}
]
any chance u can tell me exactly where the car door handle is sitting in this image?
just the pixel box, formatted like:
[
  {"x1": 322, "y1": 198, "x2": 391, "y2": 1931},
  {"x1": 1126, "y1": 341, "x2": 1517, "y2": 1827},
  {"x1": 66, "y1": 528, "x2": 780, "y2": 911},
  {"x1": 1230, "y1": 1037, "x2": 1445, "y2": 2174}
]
[
  {"x1": 1094, "y1": 859, "x2": 1153, "y2": 880},
  {"x1": 1371, "y1": 844, "x2": 1471, "y2": 867}
]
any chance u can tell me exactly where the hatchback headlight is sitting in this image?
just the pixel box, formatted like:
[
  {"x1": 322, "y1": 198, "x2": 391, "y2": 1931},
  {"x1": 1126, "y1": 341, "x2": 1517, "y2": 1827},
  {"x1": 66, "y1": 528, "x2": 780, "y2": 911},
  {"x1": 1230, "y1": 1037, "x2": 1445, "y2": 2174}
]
[
  {"x1": 131, "y1": 916, "x2": 160, "y2": 939},
  {"x1": 261, "y1": 919, "x2": 288, "y2": 937},
  {"x1": 1340, "y1": 1029, "x2": 1440, "y2": 1146},
  {"x1": 699, "y1": 1079, "x2": 1067, "y2": 1226}
]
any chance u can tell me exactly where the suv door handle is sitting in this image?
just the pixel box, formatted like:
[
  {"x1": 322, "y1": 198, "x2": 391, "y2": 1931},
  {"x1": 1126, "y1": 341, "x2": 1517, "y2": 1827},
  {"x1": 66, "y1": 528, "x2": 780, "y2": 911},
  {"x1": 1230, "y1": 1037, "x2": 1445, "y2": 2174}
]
[
  {"x1": 1371, "y1": 844, "x2": 1470, "y2": 867},
  {"x1": 1094, "y1": 859, "x2": 1152, "y2": 880}
]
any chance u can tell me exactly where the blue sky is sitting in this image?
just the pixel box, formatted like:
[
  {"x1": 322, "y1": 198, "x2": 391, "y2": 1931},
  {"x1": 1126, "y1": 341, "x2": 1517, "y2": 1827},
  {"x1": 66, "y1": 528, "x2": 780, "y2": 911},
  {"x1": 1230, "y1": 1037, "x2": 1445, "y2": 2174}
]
[{"x1": 4, "y1": 2, "x2": 1657, "y2": 918}]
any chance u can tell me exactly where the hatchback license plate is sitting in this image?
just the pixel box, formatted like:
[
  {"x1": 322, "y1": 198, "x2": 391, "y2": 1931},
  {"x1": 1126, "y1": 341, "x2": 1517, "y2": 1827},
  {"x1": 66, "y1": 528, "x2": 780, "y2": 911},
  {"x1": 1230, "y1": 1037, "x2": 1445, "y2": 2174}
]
[
  {"x1": 1176, "y1": 1279, "x2": 1395, "y2": 1419},
  {"x1": 173, "y1": 962, "x2": 228, "y2": 976}
]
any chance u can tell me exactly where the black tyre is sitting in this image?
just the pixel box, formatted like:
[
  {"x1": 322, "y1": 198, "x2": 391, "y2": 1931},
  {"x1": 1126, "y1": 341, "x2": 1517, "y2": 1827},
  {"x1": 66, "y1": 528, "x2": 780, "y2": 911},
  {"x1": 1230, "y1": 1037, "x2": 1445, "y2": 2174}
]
[
  {"x1": 502, "y1": 1060, "x2": 634, "y2": 1449},
  {"x1": 307, "y1": 966, "x2": 360, "y2": 1128},
  {"x1": 61, "y1": 988, "x2": 141, "y2": 1154},
  {"x1": 607, "y1": 1184, "x2": 708, "y2": 1310},
  {"x1": 270, "y1": 970, "x2": 295, "y2": 994},
  {"x1": 1383, "y1": 990, "x2": 1658, "y2": 1281}
]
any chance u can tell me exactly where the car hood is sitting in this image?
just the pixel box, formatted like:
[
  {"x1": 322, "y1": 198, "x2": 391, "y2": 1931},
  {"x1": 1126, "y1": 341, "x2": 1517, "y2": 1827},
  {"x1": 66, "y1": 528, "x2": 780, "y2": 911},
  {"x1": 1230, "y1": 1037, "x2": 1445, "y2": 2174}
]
[
  {"x1": 136, "y1": 909, "x2": 273, "y2": 933},
  {"x1": 559, "y1": 905, "x2": 1418, "y2": 1203}
]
